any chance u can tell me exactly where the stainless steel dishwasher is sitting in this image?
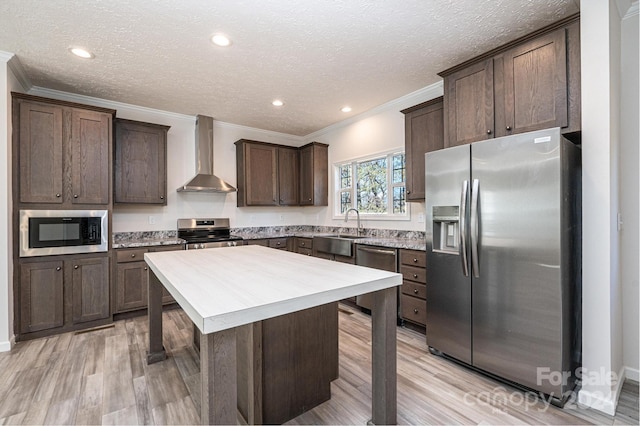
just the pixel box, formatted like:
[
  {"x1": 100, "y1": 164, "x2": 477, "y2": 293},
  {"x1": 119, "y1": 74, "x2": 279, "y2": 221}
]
[{"x1": 355, "y1": 245, "x2": 398, "y2": 311}]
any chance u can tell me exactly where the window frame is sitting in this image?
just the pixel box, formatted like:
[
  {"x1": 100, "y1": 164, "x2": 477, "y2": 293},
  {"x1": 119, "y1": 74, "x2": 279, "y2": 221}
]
[{"x1": 333, "y1": 148, "x2": 411, "y2": 221}]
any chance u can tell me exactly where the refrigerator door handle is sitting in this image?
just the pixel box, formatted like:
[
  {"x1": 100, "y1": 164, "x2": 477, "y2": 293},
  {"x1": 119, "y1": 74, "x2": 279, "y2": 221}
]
[
  {"x1": 470, "y1": 178, "x2": 480, "y2": 278},
  {"x1": 459, "y1": 180, "x2": 469, "y2": 277}
]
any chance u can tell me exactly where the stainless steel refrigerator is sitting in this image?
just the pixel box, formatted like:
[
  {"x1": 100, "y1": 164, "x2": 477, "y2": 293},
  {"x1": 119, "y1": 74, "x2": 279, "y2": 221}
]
[{"x1": 425, "y1": 127, "x2": 581, "y2": 405}]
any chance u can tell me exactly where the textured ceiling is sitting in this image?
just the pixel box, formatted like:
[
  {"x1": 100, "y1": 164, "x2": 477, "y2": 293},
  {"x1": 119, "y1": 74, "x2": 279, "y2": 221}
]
[{"x1": 0, "y1": 0, "x2": 579, "y2": 136}]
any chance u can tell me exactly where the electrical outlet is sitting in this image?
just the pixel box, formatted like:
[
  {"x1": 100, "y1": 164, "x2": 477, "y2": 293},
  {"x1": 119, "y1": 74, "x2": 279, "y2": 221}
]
[
  {"x1": 279, "y1": 214, "x2": 285, "y2": 222},
  {"x1": 418, "y1": 213, "x2": 425, "y2": 223},
  {"x1": 148, "y1": 215, "x2": 157, "y2": 225},
  {"x1": 250, "y1": 215, "x2": 255, "y2": 223}
]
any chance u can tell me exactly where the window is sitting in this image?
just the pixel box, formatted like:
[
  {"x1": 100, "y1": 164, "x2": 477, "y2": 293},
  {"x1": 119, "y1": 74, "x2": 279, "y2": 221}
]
[{"x1": 335, "y1": 151, "x2": 407, "y2": 219}]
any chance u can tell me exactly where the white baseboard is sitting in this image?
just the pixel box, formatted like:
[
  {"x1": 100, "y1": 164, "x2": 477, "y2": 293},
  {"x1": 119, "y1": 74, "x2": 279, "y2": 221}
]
[
  {"x1": 0, "y1": 335, "x2": 15, "y2": 352},
  {"x1": 577, "y1": 365, "x2": 626, "y2": 416},
  {"x1": 624, "y1": 366, "x2": 640, "y2": 382}
]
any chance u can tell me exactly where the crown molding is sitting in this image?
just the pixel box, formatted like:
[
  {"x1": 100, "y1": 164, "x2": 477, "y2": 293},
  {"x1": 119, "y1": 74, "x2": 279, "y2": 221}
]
[
  {"x1": 0, "y1": 52, "x2": 32, "y2": 91},
  {"x1": 28, "y1": 86, "x2": 195, "y2": 122},
  {"x1": 0, "y1": 51, "x2": 13, "y2": 62},
  {"x1": 215, "y1": 120, "x2": 304, "y2": 145},
  {"x1": 303, "y1": 80, "x2": 443, "y2": 141},
  {"x1": 626, "y1": 1, "x2": 639, "y2": 18}
]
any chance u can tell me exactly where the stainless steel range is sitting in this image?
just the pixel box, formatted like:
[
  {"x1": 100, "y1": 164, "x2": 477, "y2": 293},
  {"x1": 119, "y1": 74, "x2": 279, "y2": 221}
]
[{"x1": 178, "y1": 218, "x2": 243, "y2": 249}]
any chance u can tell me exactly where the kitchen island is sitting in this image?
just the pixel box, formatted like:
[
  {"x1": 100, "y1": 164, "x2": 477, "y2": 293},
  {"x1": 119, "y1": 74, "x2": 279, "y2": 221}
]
[{"x1": 144, "y1": 245, "x2": 402, "y2": 425}]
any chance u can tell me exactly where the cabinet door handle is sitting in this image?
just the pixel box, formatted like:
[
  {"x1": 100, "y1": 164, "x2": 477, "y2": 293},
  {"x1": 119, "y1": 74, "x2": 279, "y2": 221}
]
[
  {"x1": 413, "y1": 309, "x2": 419, "y2": 314},
  {"x1": 73, "y1": 194, "x2": 78, "y2": 198},
  {"x1": 160, "y1": 195, "x2": 164, "y2": 200},
  {"x1": 486, "y1": 129, "x2": 492, "y2": 135},
  {"x1": 56, "y1": 266, "x2": 61, "y2": 271},
  {"x1": 144, "y1": 267, "x2": 148, "y2": 271},
  {"x1": 55, "y1": 193, "x2": 61, "y2": 198},
  {"x1": 308, "y1": 198, "x2": 312, "y2": 201},
  {"x1": 407, "y1": 190, "x2": 411, "y2": 194},
  {"x1": 506, "y1": 126, "x2": 512, "y2": 131},
  {"x1": 74, "y1": 265, "x2": 79, "y2": 269}
]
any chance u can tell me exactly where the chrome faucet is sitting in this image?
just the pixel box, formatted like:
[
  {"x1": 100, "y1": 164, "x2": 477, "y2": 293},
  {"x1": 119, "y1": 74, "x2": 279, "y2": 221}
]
[{"x1": 344, "y1": 208, "x2": 361, "y2": 236}]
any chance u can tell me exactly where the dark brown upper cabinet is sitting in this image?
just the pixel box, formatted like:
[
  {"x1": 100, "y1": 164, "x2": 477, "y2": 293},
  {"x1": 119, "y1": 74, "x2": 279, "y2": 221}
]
[
  {"x1": 401, "y1": 98, "x2": 444, "y2": 201},
  {"x1": 236, "y1": 140, "x2": 279, "y2": 206},
  {"x1": 443, "y1": 60, "x2": 494, "y2": 147},
  {"x1": 299, "y1": 142, "x2": 328, "y2": 206},
  {"x1": 500, "y1": 28, "x2": 567, "y2": 135},
  {"x1": 236, "y1": 140, "x2": 328, "y2": 207},
  {"x1": 439, "y1": 14, "x2": 580, "y2": 147},
  {"x1": 278, "y1": 146, "x2": 299, "y2": 206},
  {"x1": 14, "y1": 93, "x2": 114, "y2": 206},
  {"x1": 114, "y1": 118, "x2": 169, "y2": 205}
]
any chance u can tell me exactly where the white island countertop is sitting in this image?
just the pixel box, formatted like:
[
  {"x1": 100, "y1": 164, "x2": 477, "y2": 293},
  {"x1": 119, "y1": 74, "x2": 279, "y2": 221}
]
[{"x1": 145, "y1": 244, "x2": 402, "y2": 334}]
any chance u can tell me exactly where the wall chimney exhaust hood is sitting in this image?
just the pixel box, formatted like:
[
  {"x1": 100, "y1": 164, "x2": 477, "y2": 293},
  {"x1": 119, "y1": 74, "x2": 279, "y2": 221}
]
[{"x1": 177, "y1": 115, "x2": 236, "y2": 193}]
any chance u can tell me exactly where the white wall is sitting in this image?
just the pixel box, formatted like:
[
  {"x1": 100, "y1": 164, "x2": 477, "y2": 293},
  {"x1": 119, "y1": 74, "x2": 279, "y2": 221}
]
[
  {"x1": 619, "y1": 6, "x2": 639, "y2": 380},
  {"x1": 579, "y1": 0, "x2": 625, "y2": 415},
  {"x1": 307, "y1": 83, "x2": 443, "y2": 231},
  {"x1": 0, "y1": 52, "x2": 27, "y2": 351}
]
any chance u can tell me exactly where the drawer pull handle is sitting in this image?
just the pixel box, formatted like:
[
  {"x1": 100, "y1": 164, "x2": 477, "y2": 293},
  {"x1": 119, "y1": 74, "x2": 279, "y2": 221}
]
[
  {"x1": 276, "y1": 242, "x2": 281, "y2": 246},
  {"x1": 413, "y1": 289, "x2": 419, "y2": 294},
  {"x1": 56, "y1": 267, "x2": 61, "y2": 271},
  {"x1": 413, "y1": 258, "x2": 418, "y2": 263},
  {"x1": 74, "y1": 265, "x2": 79, "y2": 269},
  {"x1": 131, "y1": 254, "x2": 136, "y2": 258},
  {"x1": 301, "y1": 242, "x2": 305, "y2": 246},
  {"x1": 413, "y1": 274, "x2": 418, "y2": 279},
  {"x1": 413, "y1": 309, "x2": 419, "y2": 314}
]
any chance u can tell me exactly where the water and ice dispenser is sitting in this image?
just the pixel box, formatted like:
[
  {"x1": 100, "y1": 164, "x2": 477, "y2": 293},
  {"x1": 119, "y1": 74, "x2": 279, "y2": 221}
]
[{"x1": 432, "y1": 206, "x2": 460, "y2": 254}]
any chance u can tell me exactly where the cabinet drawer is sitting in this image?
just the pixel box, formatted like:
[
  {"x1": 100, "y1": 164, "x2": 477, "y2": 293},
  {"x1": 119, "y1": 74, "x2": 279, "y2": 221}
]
[
  {"x1": 297, "y1": 238, "x2": 313, "y2": 249},
  {"x1": 401, "y1": 294, "x2": 426, "y2": 326},
  {"x1": 298, "y1": 247, "x2": 313, "y2": 256},
  {"x1": 400, "y1": 264, "x2": 426, "y2": 284},
  {"x1": 116, "y1": 248, "x2": 148, "y2": 263},
  {"x1": 399, "y1": 250, "x2": 426, "y2": 268},
  {"x1": 402, "y1": 281, "x2": 426, "y2": 300},
  {"x1": 268, "y1": 238, "x2": 288, "y2": 249}
]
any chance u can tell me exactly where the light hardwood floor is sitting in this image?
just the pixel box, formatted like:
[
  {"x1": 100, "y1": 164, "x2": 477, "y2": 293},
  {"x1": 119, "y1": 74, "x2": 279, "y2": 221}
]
[{"x1": 0, "y1": 304, "x2": 637, "y2": 425}]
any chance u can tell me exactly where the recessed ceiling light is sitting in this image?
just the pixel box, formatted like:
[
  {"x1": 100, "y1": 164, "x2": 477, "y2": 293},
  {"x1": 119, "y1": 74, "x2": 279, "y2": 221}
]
[
  {"x1": 272, "y1": 100, "x2": 284, "y2": 107},
  {"x1": 341, "y1": 106, "x2": 352, "y2": 113},
  {"x1": 69, "y1": 47, "x2": 94, "y2": 59},
  {"x1": 211, "y1": 34, "x2": 231, "y2": 47}
]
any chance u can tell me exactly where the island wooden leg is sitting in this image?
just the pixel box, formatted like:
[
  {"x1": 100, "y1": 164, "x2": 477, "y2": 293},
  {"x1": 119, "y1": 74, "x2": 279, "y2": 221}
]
[
  {"x1": 147, "y1": 269, "x2": 167, "y2": 364},
  {"x1": 201, "y1": 328, "x2": 238, "y2": 425},
  {"x1": 370, "y1": 286, "x2": 397, "y2": 425}
]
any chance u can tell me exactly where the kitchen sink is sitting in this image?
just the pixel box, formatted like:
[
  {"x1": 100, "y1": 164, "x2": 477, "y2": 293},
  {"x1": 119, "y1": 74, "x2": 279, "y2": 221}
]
[{"x1": 313, "y1": 234, "x2": 366, "y2": 257}]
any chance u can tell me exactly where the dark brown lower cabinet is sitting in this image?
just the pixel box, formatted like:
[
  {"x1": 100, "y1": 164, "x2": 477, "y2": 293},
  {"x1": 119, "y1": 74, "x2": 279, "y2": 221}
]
[
  {"x1": 19, "y1": 260, "x2": 64, "y2": 334},
  {"x1": 18, "y1": 254, "x2": 110, "y2": 339},
  {"x1": 237, "y1": 303, "x2": 338, "y2": 425},
  {"x1": 114, "y1": 245, "x2": 183, "y2": 314},
  {"x1": 399, "y1": 249, "x2": 427, "y2": 328},
  {"x1": 71, "y1": 257, "x2": 110, "y2": 323}
]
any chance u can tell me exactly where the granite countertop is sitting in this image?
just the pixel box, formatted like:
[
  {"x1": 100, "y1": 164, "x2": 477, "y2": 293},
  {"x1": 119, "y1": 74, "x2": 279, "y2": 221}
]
[
  {"x1": 232, "y1": 230, "x2": 425, "y2": 251},
  {"x1": 112, "y1": 231, "x2": 186, "y2": 249}
]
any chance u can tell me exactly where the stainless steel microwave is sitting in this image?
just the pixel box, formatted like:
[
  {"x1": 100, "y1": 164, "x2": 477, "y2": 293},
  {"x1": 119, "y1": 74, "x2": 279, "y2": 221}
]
[{"x1": 19, "y1": 210, "x2": 108, "y2": 257}]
